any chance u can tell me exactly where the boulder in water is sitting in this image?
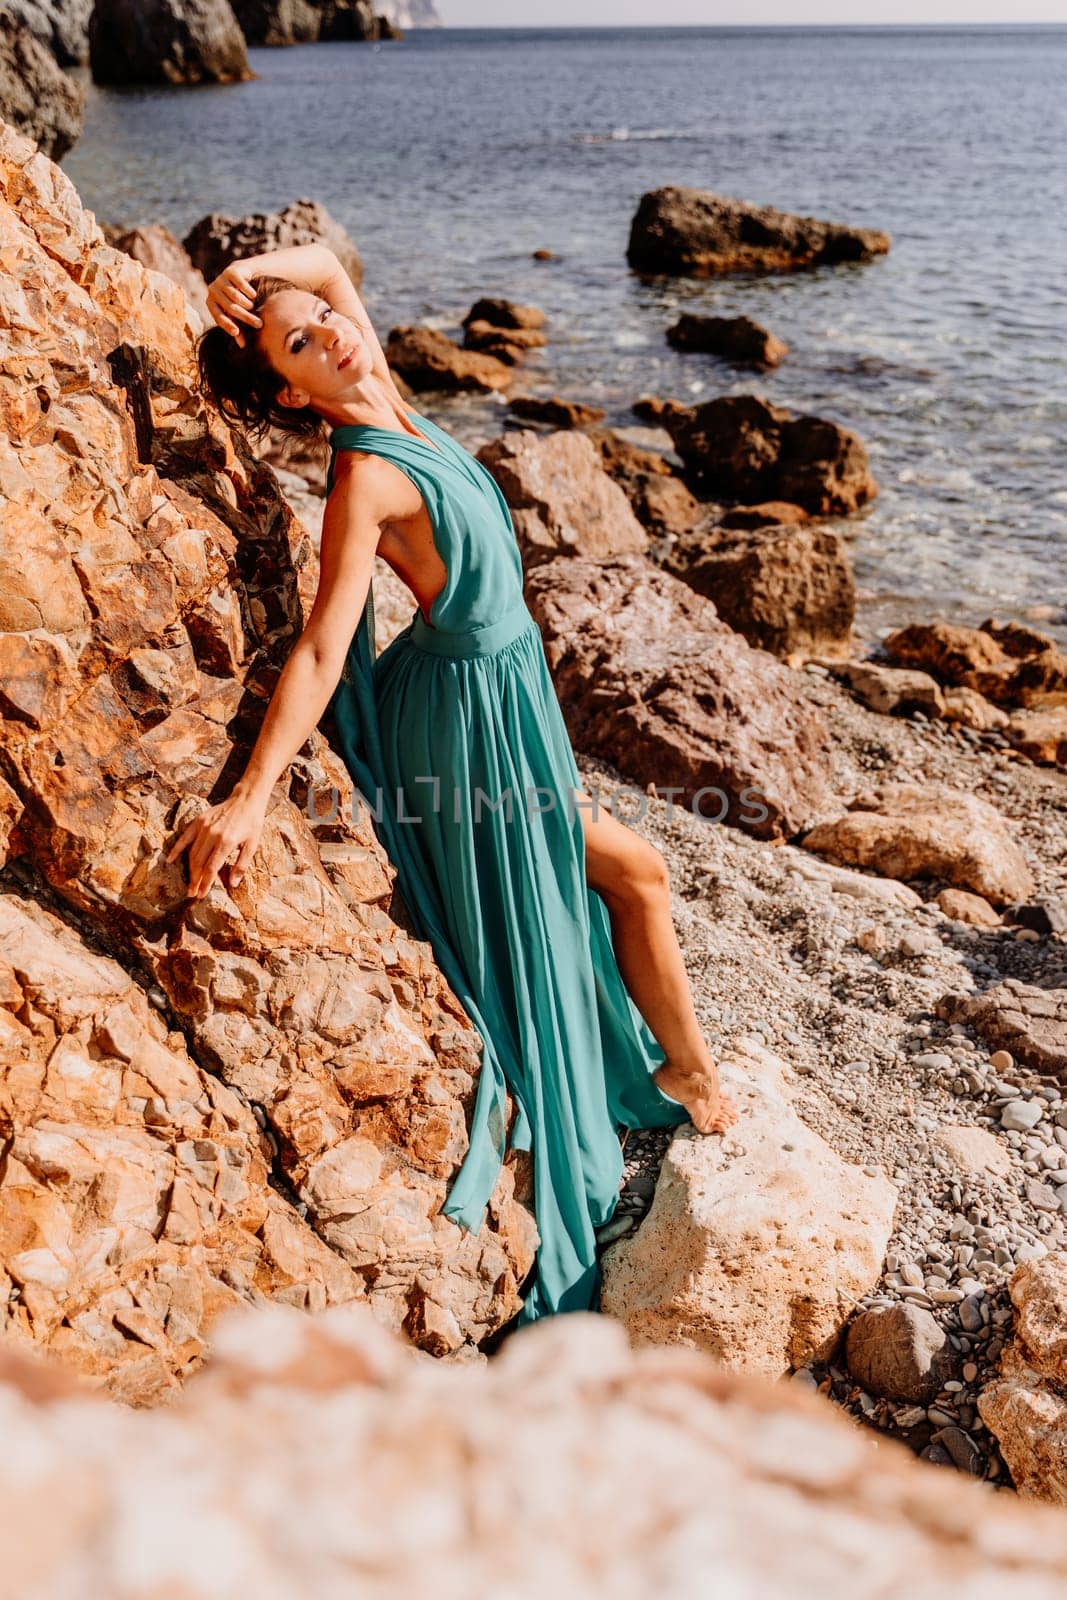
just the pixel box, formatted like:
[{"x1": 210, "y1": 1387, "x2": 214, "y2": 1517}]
[{"x1": 89, "y1": 0, "x2": 253, "y2": 86}]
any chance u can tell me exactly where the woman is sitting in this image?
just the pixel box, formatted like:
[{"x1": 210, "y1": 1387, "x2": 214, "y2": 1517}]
[{"x1": 170, "y1": 242, "x2": 737, "y2": 1323}]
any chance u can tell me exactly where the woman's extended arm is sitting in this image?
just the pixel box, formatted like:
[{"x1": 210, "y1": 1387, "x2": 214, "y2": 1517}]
[
  {"x1": 207, "y1": 241, "x2": 406, "y2": 405},
  {"x1": 166, "y1": 457, "x2": 388, "y2": 899}
]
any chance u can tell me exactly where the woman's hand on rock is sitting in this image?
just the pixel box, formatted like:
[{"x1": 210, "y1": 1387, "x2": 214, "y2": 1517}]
[
  {"x1": 166, "y1": 791, "x2": 267, "y2": 900},
  {"x1": 206, "y1": 262, "x2": 264, "y2": 347}
]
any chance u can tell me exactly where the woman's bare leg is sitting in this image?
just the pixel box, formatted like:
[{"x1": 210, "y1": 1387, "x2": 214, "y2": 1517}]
[{"x1": 576, "y1": 788, "x2": 737, "y2": 1134}]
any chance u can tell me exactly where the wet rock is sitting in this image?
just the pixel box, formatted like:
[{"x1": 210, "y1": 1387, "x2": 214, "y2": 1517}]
[
  {"x1": 0, "y1": 17, "x2": 84, "y2": 159},
  {"x1": 666, "y1": 311, "x2": 787, "y2": 369},
  {"x1": 801, "y1": 782, "x2": 1036, "y2": 906},
  {"x1": 662, "y1": 394, "x2": 877, "y2": 517},
  {"x1": 627, "y1": 186, "x2": 891, "y2": 277},
  {"x1": 461, "y1": 296, "x2": 545, "y2": 332},
  {"x1": 662, "y1": 522, "x2": 855, "y2": 664},
  {"x1": 600, "y1": 1042, "x2": 897, "y2": 1371},
  {"x1": 477, "y1": 428, "x2": 649, "y2": 565},
  {"x1": 527, "y1": 557, "x2": 834, "y2": 839},
  {"x1": 183, "y1": 195, "x2": 363, "y2": 290},
  {"x1": 464, "y1": 321, "x2": 546, "y2": 362},
  {"x1": 89, "y1": 0, "x2": 252, "y2": 86},
  {"x1": 385, "y1": 325, "x2": 513, "y2": 392},
  {"x1": 938, "y1": 982, "x2": 1067, "y2": 1078},
  {"x1": 508, "y1": 395, "x2": 605, "y2": 429},
  {"x1": 845, "y1": 1303, "x2": 950, "y2": 1403}
]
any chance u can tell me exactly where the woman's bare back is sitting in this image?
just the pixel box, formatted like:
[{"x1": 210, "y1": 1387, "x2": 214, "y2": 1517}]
[{"x1": 331, "y1": 447, "x2": 448, "y2": 626}]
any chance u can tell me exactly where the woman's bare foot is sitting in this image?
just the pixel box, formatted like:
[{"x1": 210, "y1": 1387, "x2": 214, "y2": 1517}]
[{"x1": 653, "y1": 1060, "x2": 739, "y2": 1135}]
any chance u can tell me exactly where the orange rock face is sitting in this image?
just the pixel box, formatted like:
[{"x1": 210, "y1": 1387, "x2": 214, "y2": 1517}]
[{"x1": 0, "y1": 120, "x2": 536, "y2": 1391}]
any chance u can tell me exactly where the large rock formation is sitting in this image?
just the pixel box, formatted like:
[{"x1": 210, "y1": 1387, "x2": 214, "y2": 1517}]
[
  {"x1": 0, "y1": 892, "x2": 365, "y2": 1404},
  {"x1": 0, "y1": 119, "x2": 536, "y2": 1380},
  {"x1": 102, "y1": 221, "x2": 210, "y2": 327},
  {"x1": 5, "y1": 1295, "x2": 1067, "y2": 1594},
  {"x1": 183, "y1": 195, "x2": 363, "y2": 289},
  {"x1": 231, "y1": 0, "x2": 396, "y2": 45},
  {"x1": 0, "y1": 17, "x2": 84, "y2": 160},
  {"x1": 627, "y1": 186, "x2": 891, "y2": 277},
  {"x1": 524, "y1": 556, "x2": 834, "y2": 840},
  {"x1": 478, "y1": 428, "x2": 650, "y2": 567},
  {"x1": 89, "y1": 0, "x2": 253, "y2": 86},
  {"x1": 600, "y1": 1043, "x2": 897, "y2": 1371},
  {"x1": 3, "y1": 0, "x2": 93, "y2": 65},
  {"x1": 662, "y1": 394, "x2": 877, "y2": 516}
]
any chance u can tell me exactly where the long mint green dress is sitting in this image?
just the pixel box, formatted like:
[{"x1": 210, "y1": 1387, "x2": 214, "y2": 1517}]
[{"x1": 324, "y1": 409, "x2": 689, "y2": 1325}]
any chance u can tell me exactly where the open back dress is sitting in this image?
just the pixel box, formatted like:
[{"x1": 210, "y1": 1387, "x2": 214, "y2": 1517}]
[{"x1": 324, "y1": 409, "x2": 689, "y2": 1325}]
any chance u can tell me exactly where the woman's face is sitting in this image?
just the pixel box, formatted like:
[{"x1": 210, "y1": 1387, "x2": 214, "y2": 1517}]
[{"x1": 256, "y1": 287, "x2": 374, "y2": 409}]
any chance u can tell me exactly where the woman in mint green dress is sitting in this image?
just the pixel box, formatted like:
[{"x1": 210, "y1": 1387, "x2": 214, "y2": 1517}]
[{"x1": 174, "y1": 243, "x2": 737, "y2": 1325}]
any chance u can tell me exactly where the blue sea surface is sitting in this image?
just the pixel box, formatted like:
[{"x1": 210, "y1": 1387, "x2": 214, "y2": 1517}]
[{"x1": 64, "y1": 25, "x2": 1067, "y2": 641}]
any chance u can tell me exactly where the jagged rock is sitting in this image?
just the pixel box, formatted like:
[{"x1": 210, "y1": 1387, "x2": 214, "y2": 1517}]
[
  {"x1": 936, "y1": 888, "x2": 1001, "y2": 927},
  {"x1": 846, "y1": 1304, "x2": 951, "y2": 1403},
  {"x1": 979, "y1": 1255, "x2": 1067, "y2": 1503},
  {"x1": 662, "y1": 394, "x2": 877, "y2": 516},
  {"x1": 663, "y1": 522, "x2": 855, "y2": 664},
  {"x1": 525, "y1": 556, "x2": 834, "y2": 840},
  {"x1": 600, "y1": 1043, "x2": 897, "y2": 1370},
  {"x1": 802, "y1": 783, "x2": 1035, "y2": 906},
  {"x1": 183, "y1": 195, "x2": 362, "y2": 290},
  {"x1": 831, "y1": 660, "x2": 945, "y2": 717},
  {"x1": 0, "y1": 891, "x2": 367, "y2": 1405},
  {"x1": 0, "y1": 120, "x2": 536, "y2": 1368},
  {"x1": 937, "y1": 982, "x2": 1067, "y2": 1078},
  {"x1": 89, "y1": 0, "x2": 253, "y2": 86},
  {"x1": 585, "y1": 426, "x2": 707, "y2": 541},
  {"x1": 884, "y1": 619, "x2": 1067, "y2": 711},
  {"x1": 477, "y1": 429, "x2": 649, "y2": 566},
  {"x1": 102, "y1": 221, "x2": 210, "y2": 326},
  {"x1": 508, "y1": 395, "x2": 602, "y2": 429},
  {"x1": 3, "y1": 0, "x2": 93, "y2": 65},
  {"x1": 461, "y1": 296, "x2": 545, "y2": 332},
  {"x1": 627, "y1": 186, "x2": 891, "y2": 277},
  {"x1": 5, "y1": 1296, "x2": 1067, "y2": 1593},
  {"x1": 0, "y1": 21, "x2": 84, "y2": 159},
  {"x1": 666, "y1": 311, "x2": 788, "y2": 369},
  {"x1": 384, "y1": 325, "x2": 512, "y2": 392}
]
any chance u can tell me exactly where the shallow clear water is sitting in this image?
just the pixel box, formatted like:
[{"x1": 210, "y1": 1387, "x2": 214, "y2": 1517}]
[{"x1": 64, "y1": 25, "x2": 1067, "y2": 643}]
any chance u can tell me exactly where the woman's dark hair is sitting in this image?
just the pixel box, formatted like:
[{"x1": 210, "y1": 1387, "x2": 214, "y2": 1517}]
[{"x1": 195, "y1": 275, "x2": 327, "y2": 442}]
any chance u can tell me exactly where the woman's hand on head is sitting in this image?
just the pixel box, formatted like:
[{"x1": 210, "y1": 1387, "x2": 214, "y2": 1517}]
[
  {"x1": 166, "y1": 789, "x2": 268, "y2": 901},
  {"x1": 206, "y1": 262, "x2": 264, "y2": 348}
]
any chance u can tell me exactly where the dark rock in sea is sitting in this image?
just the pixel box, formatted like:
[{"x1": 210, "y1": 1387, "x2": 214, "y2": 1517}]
[
  {"x1": 666, "y1": 312, "x2": 788, "y2": 370},
  {"x1": 385, "y1": 325, "x2": 512, "y2": 393},
  {"x1": 4, "y1": 0, "x2": 93, "y2": 65},
  {"x1": 102, "y1": 221, "x2": 210, "y2": 325},
  {"x1": 230, "y1": 0, "x2": 322, "y2": 44},
  {"x1": 508, "y1": 396, "x2": 605, "y2": 429},
  {"x1": 628, "y1": 186, "x2": 890, "y2": 278},
  {"x1": 89, "y1": 0, "x2": 253, "y2": 86},
  {"x1": 661, "y1": 521, "x2": 855, "y2": 664},
  {"x1": 463, "y1": 320, "x2": 546, "y2": 365},
  {"x1": 584, "y1": 426, "x2": 709, "y2": 542},
  {"x1": 0, "y1": 17, "x2": 84, "y2": 159},
  {"x1": 318, "y1": 1, "x2": 391, "y2": 41},
  {"x1": 631, "y1": 394, "x2": 690, "y2": 427},
  {"x1": 183, "y1": 197, "x2": 363, "y2": 288},
  {"x1": 526, "y1": 555, "x2": 834, "y2": 841},
  {"x1": 717, "y1": 501, "x2": 810, "y2": 530},
  {"x1": 461, "y1": 297, "x2": 546, "y2": 332},
  {"x1": 662, "y1": 395, "x2": 877, "y2": 517}
]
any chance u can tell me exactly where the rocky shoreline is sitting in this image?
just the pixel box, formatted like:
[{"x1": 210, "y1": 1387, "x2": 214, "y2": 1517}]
[{"x1": 1, "y1": 81, "x2": 1066, "y2": 1581}]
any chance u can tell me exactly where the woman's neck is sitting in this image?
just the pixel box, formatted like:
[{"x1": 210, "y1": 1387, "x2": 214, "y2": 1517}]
[{"x1": 313, "y1": 373, "x2": 412, "y2": 431}]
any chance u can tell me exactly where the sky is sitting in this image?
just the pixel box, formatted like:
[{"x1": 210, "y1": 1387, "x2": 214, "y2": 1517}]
[{"x1": 441, "y1": 1, "x2": 1065, "y2": 23}]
